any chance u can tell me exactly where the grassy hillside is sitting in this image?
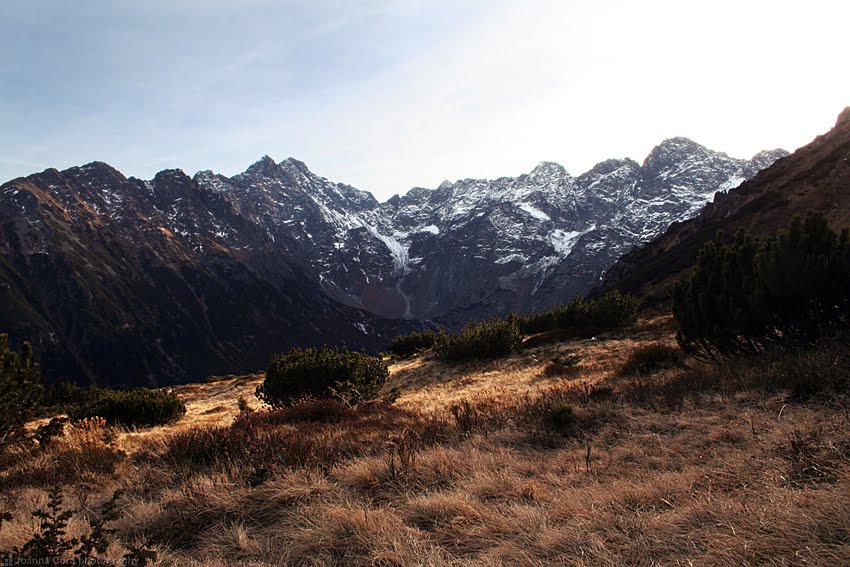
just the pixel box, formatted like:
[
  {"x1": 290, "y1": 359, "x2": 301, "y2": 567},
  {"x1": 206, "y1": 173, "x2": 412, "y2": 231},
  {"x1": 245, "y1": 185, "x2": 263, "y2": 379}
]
[{"x1": 1, "y1": 315, "x2": 849, "y2": 565}]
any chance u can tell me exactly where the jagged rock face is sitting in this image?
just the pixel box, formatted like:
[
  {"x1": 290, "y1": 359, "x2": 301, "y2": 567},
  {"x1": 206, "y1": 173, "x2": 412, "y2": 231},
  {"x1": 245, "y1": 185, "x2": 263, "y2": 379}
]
[
  {"x1": 0, "y1": 163, "x2": 412, "y2": 386},
  {"x1": 194, "y1": 158, "x2": 406, "y2": 318},
  {"x1": 379, "y1": 142, "x2": 786, "y2": 321},
  {"x1": 189, "y1": 143, "x2": 783, "y2": 324},
  {"x1": 0, "y1": 139, "x2": 785, "y2": 384}
]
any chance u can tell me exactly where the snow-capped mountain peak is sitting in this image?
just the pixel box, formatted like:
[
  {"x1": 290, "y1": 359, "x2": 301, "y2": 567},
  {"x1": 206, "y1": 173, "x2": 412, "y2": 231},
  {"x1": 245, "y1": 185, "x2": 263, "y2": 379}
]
[
  {"x1": 2, "y1": 137, "x2": 789, "y2": 332},
  {"x1": 529, "y1": 161, "x2": 569, "y2": 180}
]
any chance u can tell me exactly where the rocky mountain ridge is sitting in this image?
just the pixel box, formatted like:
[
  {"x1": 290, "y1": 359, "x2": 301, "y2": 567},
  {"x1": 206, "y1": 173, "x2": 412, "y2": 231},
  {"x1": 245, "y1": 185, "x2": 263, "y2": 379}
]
[
  {"x1": 0, "y1": 138, "x2": 786, "y2": 383},
  {"x1": 600, "y1": 108, "x2": 850, "y2": 302},
  {"x1": 0, "y1": 163, "x2": 413, "y2": 385},
  {"x1": 186, "y1": 140, "x2": 785, "y2": 322}
]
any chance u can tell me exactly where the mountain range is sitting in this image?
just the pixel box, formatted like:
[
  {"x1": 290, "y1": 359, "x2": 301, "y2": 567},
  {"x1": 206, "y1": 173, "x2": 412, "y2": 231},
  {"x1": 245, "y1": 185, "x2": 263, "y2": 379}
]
[
  {"x1": 191, "y1": 140, "x2": 785, "y2": 322},
  {"x1": 0, "y1": 137, "x2": 787, "y2": 384},
  {"x1": 602, "y1": 108, "x2": 850, "y2": 301}
]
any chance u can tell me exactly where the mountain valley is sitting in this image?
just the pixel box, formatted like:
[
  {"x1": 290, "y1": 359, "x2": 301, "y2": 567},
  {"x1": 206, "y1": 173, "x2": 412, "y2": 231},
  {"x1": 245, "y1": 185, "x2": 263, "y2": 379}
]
[{"x1": 0, "y1": 137, "x2": 785, "y2": 384}]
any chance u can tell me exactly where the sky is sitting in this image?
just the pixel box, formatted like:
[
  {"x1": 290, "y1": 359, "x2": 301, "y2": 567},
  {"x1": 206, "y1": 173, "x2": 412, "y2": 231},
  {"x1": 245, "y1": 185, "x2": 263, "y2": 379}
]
[{"x1": 1, "y1": 0, "x2": 849, "y2": 201}]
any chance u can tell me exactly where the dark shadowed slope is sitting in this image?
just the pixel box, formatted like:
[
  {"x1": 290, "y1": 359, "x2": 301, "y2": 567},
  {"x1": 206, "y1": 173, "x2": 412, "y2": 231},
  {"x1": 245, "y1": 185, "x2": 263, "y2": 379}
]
[{"x1": 0, "y1": 164, "x2": 412, "y2": 386}]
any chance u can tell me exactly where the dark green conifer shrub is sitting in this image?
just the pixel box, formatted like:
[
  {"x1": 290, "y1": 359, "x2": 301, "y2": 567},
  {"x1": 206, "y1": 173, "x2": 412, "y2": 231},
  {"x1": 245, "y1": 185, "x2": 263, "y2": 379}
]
[
  {"x1": 0, "y1": 334, "x2": 44, "y2": 448},
  {"x1": 386, "y1": 329, "x2": 438, "y2": 358},
  {"x1": 518, "y1": 291, "x2": 639, "y2": 337},
  {"x1": 256, "y1": 346, "x2": 389, "y2": 408},
  {"x1": 756, "y1": 213, "x2": 850, "y2": 339},
  {"x1": 66, "y1": 386, "x2": 186, "y2": 427},
  {"x1": 574, "y1": 290, "x2": 641, "y2": 333},
  {"x1": 671, "y1": 212, "x2": 850, "y2": 358},
  {"x1": 434, "y1": 317, "x2": 523, "y2": 362},
  {"x1": 670, "y1": 228, "x2": 762, "y2": 358},
  {"x1": 519, "y1": 310, "x2": 557, "y2": 334}
]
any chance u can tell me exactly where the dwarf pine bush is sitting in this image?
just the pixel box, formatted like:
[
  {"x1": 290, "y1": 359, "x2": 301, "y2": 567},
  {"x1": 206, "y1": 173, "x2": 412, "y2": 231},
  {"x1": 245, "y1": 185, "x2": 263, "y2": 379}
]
[
  {"x1": 387, "y1": 329, "x2": 438, "y2": 358},
  {"x1": 519, "y1": 290, "x2": 639, "y2": 336},
  {"x1": 434, "y1": 317, "x2": 523, "y2": 362},
  {"x1": 0, "y1": 334, "x2": 43, "y2": 448},
  {"x1": 257, "y1": 346, "x2": 389, "y2": 408},
  {"x1": 671, "y1": 212, "x2": 850, "y2": 359},
  {"x1": 65, "y1": 385, "x2": 186, "y2": 427}
]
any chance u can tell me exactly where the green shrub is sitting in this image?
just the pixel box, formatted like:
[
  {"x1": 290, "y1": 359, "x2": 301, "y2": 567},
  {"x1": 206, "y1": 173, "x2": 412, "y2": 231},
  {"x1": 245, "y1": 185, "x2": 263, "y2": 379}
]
[
  {"x1": 256, "y1": 346, "x2": 389, "y2": 408},
  {"x1": 577, "y1": 290, "x2": 641, "y2": 332},
  {"x1": 434, "y1": 317, "x2": 522, "y2": 362},
  {"x1": 518, "y1": 291, "x2": 639, "y2": 337},
  {"x1": 620, "y1": 343, "x2": 687, "y2": 376},
  {"x1": 671, "y1": 213, "x2": 850, "y2": 359},
  {"x1": 386, "y1": 329, "x2": 438, "y2": 358},
  {"x1": 670, "y1": 228, "x2": 763, "y2": 358},
  {"x1": 66, "y1": 386, "x2": 186, "y2": 428},
  {"x1": 0, "y1": 334, "x2": 43, "y2": 449},
  {"x1": 520, "y1": 310, "x2": 557, "y2": 334},
  {"x1": 756, "y1": 213, "x2": 850, "y2": 339}
]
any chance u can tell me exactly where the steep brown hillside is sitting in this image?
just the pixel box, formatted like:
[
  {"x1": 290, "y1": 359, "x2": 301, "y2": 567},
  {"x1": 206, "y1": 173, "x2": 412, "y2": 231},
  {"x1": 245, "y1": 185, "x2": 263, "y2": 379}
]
[{"x1": 601, "y1": 107, "x2": 850, "y2": 302}]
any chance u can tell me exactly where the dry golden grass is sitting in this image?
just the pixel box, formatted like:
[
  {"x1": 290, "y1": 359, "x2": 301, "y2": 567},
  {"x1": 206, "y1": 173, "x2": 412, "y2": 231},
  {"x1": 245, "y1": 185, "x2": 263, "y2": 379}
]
[
  {"x1": 171, "y1": 373, "x2": 265, "y2": 427},
  {"x1": 103, "y1": 374, "x2": 266, "y2": 456},
  {"x1": 390, "y1": 314, "x2": 673, "y2": 413},
  {"x1": 2, "y1": 314, "x2": 849, "y2": 565}
]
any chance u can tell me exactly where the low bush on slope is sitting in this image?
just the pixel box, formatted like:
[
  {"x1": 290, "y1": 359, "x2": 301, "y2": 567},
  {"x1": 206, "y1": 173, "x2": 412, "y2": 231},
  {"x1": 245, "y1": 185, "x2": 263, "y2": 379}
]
[
  {"x1": 386, "y1": 290, "x2": 639, "y2": 363},
  {"x1": 519, "y1": 290, "x2": 640, "y2": 336},
  {"x1": 386, "y1": 329, "x2": 438, "y2": 359},
  {"x1": 70, "y1": 387, "x2": 185, "y2": 428},
  {"x1": 0, "y1": 334, "x2": 43, "y2": 450},
  {"x1": 671, "y1": 212, "x2": 850, "y2": 359},
  {"x1": 257, "y1": 346, "x2": 389, "y2": 407},
  {"x1": 46, "y1": 383, "x2": 186, "y2": 428},
  {"x1": 433, "y1": 317, "x2": 523, "y2": 362}
]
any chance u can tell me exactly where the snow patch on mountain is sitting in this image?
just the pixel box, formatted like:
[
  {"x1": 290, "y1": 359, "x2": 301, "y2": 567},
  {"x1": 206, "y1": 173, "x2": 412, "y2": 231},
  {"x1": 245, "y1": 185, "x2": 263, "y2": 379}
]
[
  {"x1": 367, "y1": 226, "x2": 409, "y2": 275},
  {"x1": 519, "y1": 203, "x2": 551, "y2": 221},
  {"x1": 495, "y1": 253, "x2": 528, "y2": 265},
  {"x1": 718, "y1": 176, "x2": 746, "y2": 192},
  {"x1": 550, "y1": 228, "x2": 586, "y2": 256}
]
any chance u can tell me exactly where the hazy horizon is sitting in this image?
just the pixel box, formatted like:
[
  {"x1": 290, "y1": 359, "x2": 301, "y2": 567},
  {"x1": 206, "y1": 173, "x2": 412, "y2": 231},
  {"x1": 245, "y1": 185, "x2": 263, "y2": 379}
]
[{"x1": 2, "y1": 0, "x2": 848, "y2": 201}]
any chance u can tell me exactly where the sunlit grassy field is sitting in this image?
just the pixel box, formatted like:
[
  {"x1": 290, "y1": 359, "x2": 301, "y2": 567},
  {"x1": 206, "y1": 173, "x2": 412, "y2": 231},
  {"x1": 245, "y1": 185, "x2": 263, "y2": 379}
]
[{"x1": 2, "y1": 315, "x2": 849, "y2": 565}]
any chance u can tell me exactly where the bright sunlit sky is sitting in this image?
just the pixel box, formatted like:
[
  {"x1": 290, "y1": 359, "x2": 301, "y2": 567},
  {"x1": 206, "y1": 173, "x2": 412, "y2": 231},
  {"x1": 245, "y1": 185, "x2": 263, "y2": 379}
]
[{"x1": 2, "y1": 0, "x2": 848, "y2": 201}]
